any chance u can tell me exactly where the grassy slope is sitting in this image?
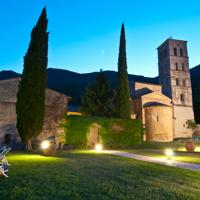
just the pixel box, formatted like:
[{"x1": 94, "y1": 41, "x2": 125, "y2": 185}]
[{"x1": 0, "y1": 151, "x2": 200, "y2": 200}]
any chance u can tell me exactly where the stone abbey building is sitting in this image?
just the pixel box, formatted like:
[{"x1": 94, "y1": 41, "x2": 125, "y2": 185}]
[{"x1": 131, "y1": 38, "x2": 194, "y2": 142}]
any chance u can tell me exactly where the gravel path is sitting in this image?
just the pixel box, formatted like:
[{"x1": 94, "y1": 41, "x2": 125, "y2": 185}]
[{"x1": 103, "y1": 150, "x2": 200, "y2": 172}]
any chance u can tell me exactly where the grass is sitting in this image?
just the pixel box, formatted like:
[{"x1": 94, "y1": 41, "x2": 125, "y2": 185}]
[{"x1": 0, "y1": 151, "x2": 200, "y2": 200}]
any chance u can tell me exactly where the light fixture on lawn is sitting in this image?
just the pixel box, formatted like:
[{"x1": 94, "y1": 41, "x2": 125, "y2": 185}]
[
  {"x1": 41, "y1": 140, "x2": 50, "y2": 150},
  {"x1": 165, "y1": 148, "x2": 174, "y2": 159},
  {"x1": 95, "y1": 144, "x2": 103, "y2": 152}
]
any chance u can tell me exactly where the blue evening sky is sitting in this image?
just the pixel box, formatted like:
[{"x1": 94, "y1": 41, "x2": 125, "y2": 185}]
[{"x1": 0, "y1": 0, "x2": 200, "y2": 77}]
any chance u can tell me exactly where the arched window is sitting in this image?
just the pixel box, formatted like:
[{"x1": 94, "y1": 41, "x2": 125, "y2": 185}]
[
  {"x1": 183, "y1": 79, "x2": 186, "y2": 87},
  {"x1": 180, "y1": 94, "x2": 185, "y2": 102},
  {"x1": 180, "y1": 48, "x2": 183, "y2": 56},
  {"x1": 175, "y1": 62, "x2": 178, "y2": 71},
  {"x1": 182, "y1": 63, "x2": 185, "y2": 71},
  {"x1": 174, "y1": 48, "x2": 177, "y2": 56},
  {"x1": 4, "y1": 134, "x2": 11, "y2": 144},
  {"x1": 176, "y1": 78, "x2": 179, "y2": 86}
]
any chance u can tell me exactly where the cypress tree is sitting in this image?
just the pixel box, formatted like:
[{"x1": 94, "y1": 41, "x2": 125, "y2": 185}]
[
  {"x1": 116, "y1": 23, "x2": 131, "y2": 119},
  {"x1": 16, "y1": 7, "x2": 48, "y2": 149}
]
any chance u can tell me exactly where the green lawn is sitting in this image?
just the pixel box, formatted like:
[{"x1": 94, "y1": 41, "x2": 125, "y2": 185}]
[{"x1": 0, "y1": 151, "x2": 200, "y2": 200}]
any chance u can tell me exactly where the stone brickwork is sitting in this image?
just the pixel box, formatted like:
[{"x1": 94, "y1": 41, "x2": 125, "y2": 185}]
[
  {"x1": 144, "y1": 105, "x2": 173, "y2": 142},
  {"x1": 131, "y1": 82, "x2": 173, "y2": 142},
  {"x1": 157, "y1": 38, "x2": 194, "y2": 139},
  {"x1": 0, "y1": 78, "x2": 70, "y2": 148}
]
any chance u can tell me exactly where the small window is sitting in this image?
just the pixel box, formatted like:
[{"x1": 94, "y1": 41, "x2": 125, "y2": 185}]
[
  {"x1": 4, "y1": 134, "x2": 11, "y2": 144},
  {"x1": 174, "y1": 48, "x2": 177, "y2": 56},
  {"x1": 176, "y1": 78, "x2": 179, "y2": 86},
  {"x1": 182, "y1": 63, "x2": 185, "y2": 71},
  {"x1": 183, "y1": 79, "x2": 186, "y2": 87},
  {"x1": 175, "y1": 62, "x2": 179, "y2": 71},
  {"x1": 180, "y1": 94, "x2": 185, "y2": 102},
  {"x1": 180, "y1": 48, "x2": 183, "y2": 56},
  {"x1": 157, "y1": 116, "x2": 159, "y2": 122}
]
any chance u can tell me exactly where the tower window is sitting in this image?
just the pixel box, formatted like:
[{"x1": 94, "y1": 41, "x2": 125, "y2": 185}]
[
  {"x1": 180, "y1": 94, "x2": 185, "y2": 102},
  {"x1": 176, "y1": 78, "x2": 179, "y2": 86},
  {"x1": 180, "y1": 48, "x2": 183, "y2": 56},
  {"x1": 157, "y1": 116, "x2": 159, "y2": 122},
  {"x1": 183, "y1": 79, "x2": 186, "y2": 87},
  {"x1": 175, "y1": 62, "x2": 179, "y2": 71},
  {"x1": 4, "y1": 134, "x2": 11, "y2": 144},
  {"x1": 174, "y1": 48, "x2": 177, "y2": 56},
  {"x1": 182, "y1": 63, "x2": 185, "y2": 71}
]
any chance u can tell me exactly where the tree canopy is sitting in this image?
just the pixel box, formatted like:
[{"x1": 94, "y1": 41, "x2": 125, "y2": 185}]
[{"x1": 81, "y1": 70, "x2": 116, "y2": 117}]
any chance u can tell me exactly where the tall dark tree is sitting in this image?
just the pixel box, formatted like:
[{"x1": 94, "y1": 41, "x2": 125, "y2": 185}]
[
  {"x1": 81, "y1": 70, "x2": 116, "y2": 117},
  {"x1": 16, "y1": 7, "x2": 48, "y2": 149},
  {"x1": 116, "y1": 23, "x2": 131, "y2": 119}
]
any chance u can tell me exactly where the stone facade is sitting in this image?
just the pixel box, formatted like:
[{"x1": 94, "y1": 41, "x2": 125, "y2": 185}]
[
  {"x1": 144, "y1": 105, "x2": 173, "y2": 142},
  {"x1": 131, "y1": 82, "x2": 173, "y2": 142},
  {"x1": 131, "y1": 38, "x2": 194, "y2": 142},
  {"x1": 0, "y1": 78, "x2": 70, "y2": 148},
  {"x1": 158, "y1": 38, "x2": 194, "y2": 138}
]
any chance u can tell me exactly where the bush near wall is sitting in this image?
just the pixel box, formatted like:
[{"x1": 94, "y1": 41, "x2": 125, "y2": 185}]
[{"x1": 61, "y1": 115, "x2": 142, "y2": 149}]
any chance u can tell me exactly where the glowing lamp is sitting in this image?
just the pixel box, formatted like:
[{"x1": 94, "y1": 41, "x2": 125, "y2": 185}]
[
  {"x1": 165, "y1": 149, "x2": 174, "y2": 158},
  {"x1": 41, "y1": 140, "x2": 50, "y2": 150},
  {"x1": 95, "y1": 144, "x2": 103, "y2": 152}
]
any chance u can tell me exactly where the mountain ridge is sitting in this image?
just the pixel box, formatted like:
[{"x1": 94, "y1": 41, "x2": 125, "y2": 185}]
[{"x1": 0, "y1": 66, "x2": 199, "y2": 122}]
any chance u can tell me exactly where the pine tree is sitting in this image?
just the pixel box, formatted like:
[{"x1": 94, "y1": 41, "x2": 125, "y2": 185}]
[
  {"x1": 116, "y1": 23, "x2": 131, "y2": 119},
  {"x1": 81, "y1": 70, "x2": 116, "y2": 117},
  {"x1": 16, "y1": 7, "x2": 48, "y2": 149}
]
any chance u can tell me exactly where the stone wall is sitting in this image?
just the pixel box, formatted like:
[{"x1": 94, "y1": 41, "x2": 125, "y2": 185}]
[
  {"x1": 141, "y1": 91, "x2": 172, "y2": 125},
  {"x1": 0, "y1": 78, "x2": 70, "y2": 148},
  {"x1": 144, "y1": 105, "x2": 173, "y2": 142},
  {"x1": 173, "y1": 105, "x2": 194, "y2": 139}
]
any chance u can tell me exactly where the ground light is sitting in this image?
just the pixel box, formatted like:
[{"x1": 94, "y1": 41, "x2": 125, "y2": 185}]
[
  {"x1": 95, "y1": 144, "x2": 103, "y2": 152},
  {"x1": 41, "y1": 140, "x2": 50, "y2": 150},
  {"x1": 165, "y1": 148, "x2": 174, "y2": 159}
]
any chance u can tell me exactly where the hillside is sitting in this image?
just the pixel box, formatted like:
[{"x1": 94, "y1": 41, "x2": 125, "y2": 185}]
[
  {"x1": 190, "y1": 65, "x2": 200, "y2": 122},
  {"x1": 0, "y1": 68, "x2": 158, "y2": 105},
  {"x1": 0, "y1": 66, "x2": 199, "y2": 121},
  {"x1": 47, "y1": 68, "x2": 158, "y2": 105},
  {"x1": 0, "y1": 70, "x2": 20, "y2": 80}
]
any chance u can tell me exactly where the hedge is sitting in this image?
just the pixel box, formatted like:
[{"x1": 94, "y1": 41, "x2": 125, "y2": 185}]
[{"x1": 61, "y1": 115, "x2": 142, "y2": 149}]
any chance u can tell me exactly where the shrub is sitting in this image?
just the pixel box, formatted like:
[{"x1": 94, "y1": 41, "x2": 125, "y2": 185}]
[{"x1": 61, "y1": 115, "x2": 142, "y2": 149}]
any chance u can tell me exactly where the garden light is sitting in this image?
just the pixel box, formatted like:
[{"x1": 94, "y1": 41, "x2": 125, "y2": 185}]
[
  {"x1": 165, "y1": 149, "x2": 174, "y2": 159},
  {"x1": 95, "y1": 144, "x2": 103, "y2": 152},
  {"x1": 41, "y1": 140, "x2": 50, "y2": 150}
]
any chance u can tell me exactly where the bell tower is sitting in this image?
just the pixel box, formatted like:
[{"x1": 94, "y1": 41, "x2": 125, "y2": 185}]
[{"x1": 157, "y1": 38, "x2": 194, "y2": 139}]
